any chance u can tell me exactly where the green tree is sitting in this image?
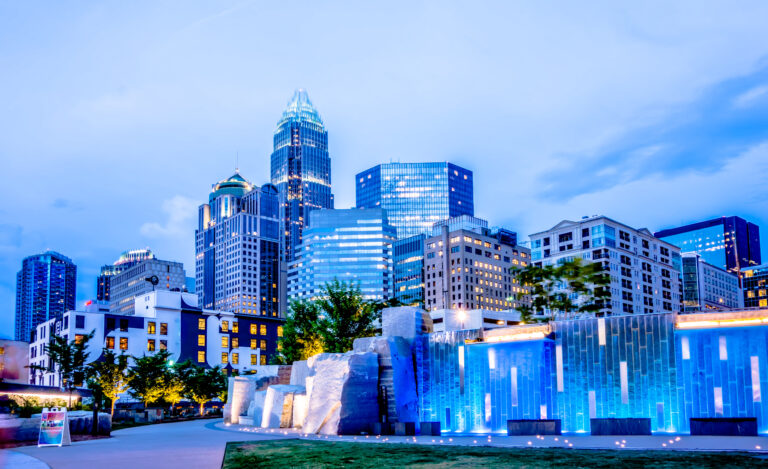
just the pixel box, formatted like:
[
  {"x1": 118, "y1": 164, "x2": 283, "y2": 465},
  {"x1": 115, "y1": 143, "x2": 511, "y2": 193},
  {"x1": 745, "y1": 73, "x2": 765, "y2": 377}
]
[
  {"x1": 175, "y1": 361, "x2": 227, "y2": 415},
  {"x1": 127, "y1": 350, "x2": 174, "y2": 407},
  {"x1": 85, "y1": 349, "x2": 129, "y2": 417},
  {"x1": 30, "y1": 331, "x2": 94, "y2": 407},
  {"x1": 273, "y1": 301, "x2": 324, "y2": 364},
  {"x1": 315, "y1": 280, "x2": 383, "y2": 354}
]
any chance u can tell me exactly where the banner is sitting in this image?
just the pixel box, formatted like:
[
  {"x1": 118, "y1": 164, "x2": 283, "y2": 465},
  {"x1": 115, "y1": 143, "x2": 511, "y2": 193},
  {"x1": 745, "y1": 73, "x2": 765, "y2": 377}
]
[{"x1": 38, "y1": 407, "x2": 71, "y2": 447}]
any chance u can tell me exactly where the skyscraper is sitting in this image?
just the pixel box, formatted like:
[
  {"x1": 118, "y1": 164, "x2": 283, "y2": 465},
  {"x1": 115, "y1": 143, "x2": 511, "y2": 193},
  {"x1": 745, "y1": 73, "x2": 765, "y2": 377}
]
[
  {"x1": 109, "y1": 258, "x2": 187, "y2": 314},
  {"x1": 288, "y1": 208, "x2": 396, "y2": 302},
  {"x1": 195, "y1": 172, "x2": 282, "y2": 317},
  {"x1": 270, "y1": 89, "x2": 334, "y2": 264},
  {"x1": 96, "y1": 248, "x2": 155, "y2": 302},
  {"x1": 355, "y1": 162, "x2": 474, "y2": 239},
  {"x1": 15, "y1": 251, "x2": 77, "y2": 341},
  {"x1": 655, "y1": 216, "x2": 761, "y2": 273}
]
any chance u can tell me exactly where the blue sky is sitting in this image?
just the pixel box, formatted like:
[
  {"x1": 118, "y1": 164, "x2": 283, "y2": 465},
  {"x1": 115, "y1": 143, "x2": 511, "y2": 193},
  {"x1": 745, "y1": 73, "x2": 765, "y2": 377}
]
[{"x1": 1, "y1": 1, "x2": 768, "y2": 338}]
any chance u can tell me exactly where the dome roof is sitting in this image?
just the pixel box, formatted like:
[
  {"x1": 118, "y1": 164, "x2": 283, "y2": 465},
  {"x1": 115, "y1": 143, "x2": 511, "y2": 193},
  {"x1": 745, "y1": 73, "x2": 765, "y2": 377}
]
[
  {"x1": 276, "y1": 89, "x2": 324, "y2": 128},
  {"x1": 209, "y1": 171, "x2": 253, "y2": 201}
]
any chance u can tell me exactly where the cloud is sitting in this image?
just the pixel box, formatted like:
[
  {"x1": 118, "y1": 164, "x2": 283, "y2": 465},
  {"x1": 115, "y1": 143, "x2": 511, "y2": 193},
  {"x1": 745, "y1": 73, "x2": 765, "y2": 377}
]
[
  {"x1": 0, "y1": 224, "x2": 22, "y2": 251},
  {"x1": 140, "y1": 195, "x2": 198, "y2": 239},
  {"x1": 733, "y1": 84, "x2": 768, "y2": 108},
  {"x1": 51, "y1": 198, "x2": 83, "y2": 210}
]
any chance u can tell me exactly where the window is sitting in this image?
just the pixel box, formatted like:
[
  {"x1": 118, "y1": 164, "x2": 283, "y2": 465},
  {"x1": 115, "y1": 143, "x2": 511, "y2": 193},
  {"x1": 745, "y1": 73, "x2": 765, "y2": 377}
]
[
  {"x1": 160, "y1": 323, "x2": 168, "y2": 335},
  {"x1": 232, "y1": 337, "x2": 239, "y2": 348},
  {"x1": 107, "y1": 317, "x2": 115, "y2": 330},
  {"x1": 250, "y1": 324, "x2": 257, "y2": 334},
  {"x1": 75, "y1": 334, "x2": 86, "y2": 344},
  {"x1": 159, "y1": 340, "x2": 167, "y2": 350},
  {"x1": 232, "y1": 322, "x2": 239, "y2": 333},
  {"x1": 260, "y1": 355, "x2": 267, "y2": 365},
  {"x1": 221, "y1": 321, "x2": 229, "y2": 332},
  {"x1": 260, "y1": 340, "x2": 267, "y2": 350},
  {"x1": 198, "y1": 335, "x2": 205, "y2": 346},
  {"x1": 147, "y1": 339, "x2": 156, "y2": 352},
  {"x1": 198, "y1": 351, "x2": 205, "y2": 363},
  {"x1": 260, "y1": 325, "x2": 267, "y2": 335},
  {"x1": 558, "y1": 233, "x2": 573, "y2": 243},
  {"x1": 64, "y1": 316, "x2": 69, "y2": 329},
  {"x1": 221, "y1": 352, "x2": 228, "y2": 364},
  {"x1": 104, "y1": 337, "x2": 115, "y2": 349},
  {"x1": 251, "y1": 339, "x2": 257, "y2": 349},
  {"x1": 147, "y1": 321, "x2": 156, "y2": 334},
  {"x1": 277, "y1": 326, "x2": 283, "y2": 337},
  {"x1": 198, "y1": 318, "x2": 206, "y2": 330},
  {"x1": 232, "y1": 353, "x2": 239, "y2": 365},
  {"x1": 221, "y1": 336, "x2": 229, "y2": 348},
  {"x1": 120, "y1": 319, "x2": 128, "y2": 332},
  {"x1": 251, "y1": 354, "x2": 257, "y2": 365},
  {"x1": 119, "y1": 337, "x2": 128, "y2": 350},
  {"x1": 75, "y1": 315, "x2": 85, "y2": 329}
]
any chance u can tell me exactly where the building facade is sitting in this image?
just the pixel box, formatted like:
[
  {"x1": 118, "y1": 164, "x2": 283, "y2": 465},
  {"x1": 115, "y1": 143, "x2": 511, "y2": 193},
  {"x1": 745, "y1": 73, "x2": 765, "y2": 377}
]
[
  {"x1": 288, "y1": 208, "x2": 396, "y2": 302},
  {"x1": 97, "y1": 248, "x2": 155, "y2": 302},
  {"x1": 15, "y1": 251, "x2": 77, "y2": 341},
  {"x1": 195, "y1": 172, "x2": 282, "y2": 317},
  {"x1": 742, "y1": 264, "x2": 768, "y2": 308},
  {"x1": 393, "y1": 234, "x2": 426, "y2": 306},
  {"x1": 655, "y1": 216, "x2": 761, "y2": 274},
  {"x1": 424, "y1": 224, "x2": 530, "y2": 311},
  {"x1": 681, "y1": 252, "x2": 742, "y2": 312},
  {"x1": 28, "y1": 291, "x2": 284, "y2": 387},
  {"x1": 110, "y1": 258, "x2": 187, "y2": 314},
  {"x1": 530, "y1": 216, "x2": 682, "y2": 316},
  {"x1": 355, "y1": 162, "x2": 474, "y2": 239},
  {"x1": 270, "y1": 89, "x2": 334, "y2": 264}
]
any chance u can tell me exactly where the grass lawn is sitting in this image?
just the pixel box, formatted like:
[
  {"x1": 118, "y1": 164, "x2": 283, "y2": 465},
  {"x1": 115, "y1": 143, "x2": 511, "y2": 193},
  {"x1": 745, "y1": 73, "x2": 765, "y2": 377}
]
[{"x1": 222, "y1": 439, "x2": 768, "y2": 468}]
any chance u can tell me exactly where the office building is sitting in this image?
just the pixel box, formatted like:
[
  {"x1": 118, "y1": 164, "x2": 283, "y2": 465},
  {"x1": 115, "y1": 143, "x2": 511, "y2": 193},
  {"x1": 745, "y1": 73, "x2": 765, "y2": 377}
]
[
  {"x1": 28, "y1": 291, "x2": 284, "y2": 387},
  {"x1": 14, "y1": 251, "x2": 76, "y2": 341},
  {"x1": 424, "y1": 223, "x2": 530, "y2": 311},
  {"x1": 195, "y1": 172, "x2": 282, "y2": 317},
  {"x1": 393, "y1": 234, "x2": 426, "y2": 305},
  {"x1": 96, "y1": 248, "x2": 155, "y2": 302},
  {"x1": 530, "y1": 216, "x2": 682, "y2": 316},
  {"x1": 110, "y1": 258, "x2": 187, "y2": 314},
  {"x1": 356, "y1": 162, "x2": 474, "y2": 239},
  {"x1": 655, "y1": 216, "x2": 761, "y2": 273},
  {"x1": 681, "y1": 252, "x2": 742, "y2": 312},
  {"x1": 270, "y1": 89, "x2": 334, "y2": 264},
  {"x1": 743, "y1": 264, "x2": 768, "y2": 308},
  {"x1": 288, "y1": 208, "x2": 396, "y2": 302}
]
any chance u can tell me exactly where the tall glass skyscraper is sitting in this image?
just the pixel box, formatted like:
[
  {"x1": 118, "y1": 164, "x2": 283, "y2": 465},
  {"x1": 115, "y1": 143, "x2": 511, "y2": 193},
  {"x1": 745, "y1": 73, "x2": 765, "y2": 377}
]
[
  {"x1": 355, "y1": 162, "x2": 474, "y2": 239},
  {"x1": 270, "y1": 89, "x2": 334, "y2": 264},
  {"x1": 195, "y1": 172, "x2": 282, "y2": 317},
  {"x1": 15, "y1": 251, "x2": 76, "y2": 341},
  {"x1": 288, "y1": 208, "x2": 396, "y2": 302},
  {"x1": 655, "y1": 216, "x2": 761, "y2": 273}
]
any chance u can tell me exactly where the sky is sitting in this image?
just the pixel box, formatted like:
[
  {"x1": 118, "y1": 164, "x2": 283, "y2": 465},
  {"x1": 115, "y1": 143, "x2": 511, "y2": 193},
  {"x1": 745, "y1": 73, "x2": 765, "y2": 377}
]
[{"x1": 1, "y1": 1, "x2": 768, "y2": 338}]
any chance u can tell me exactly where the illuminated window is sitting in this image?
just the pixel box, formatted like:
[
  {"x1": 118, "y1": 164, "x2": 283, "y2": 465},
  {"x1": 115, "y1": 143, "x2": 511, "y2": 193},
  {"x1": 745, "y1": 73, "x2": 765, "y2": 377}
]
[
  {"x1": 147, "y1": 339, "x2": 155, "y2": 352},
  {"x1": 260, "y1": 325, "x2": 267, "y2": 335},
  {"x1": 221, "y1": 321, "x2": 229, "y2": 332},
  {"x1": 74, "y1": 334, "x2": 85, "y2": 344},
  {"x1": 277, "y1": 342, "x2": 283, "y2": 351},
  {"x1": 232, "y1": 322, "x2": 239, "y2": 333},
  {"x1": 760, "y1": 299, "x2": 768, "y2": 307},
  {"x1": 250, "y1": 324, "x2": 257, "y2": 334},
  {"x1": 106, "y1": 337, "x2": 115, "y2": 349},
  {"x1": 260, "y1": 355, "x2": 266, "y2": 365},
  {"x1": 221, "y1": 352, "x2": 228, "y2": 364},
  {"x1": 198, "y1": 335, "x2": 205, "y2": 346},
  {"x1": 260, "y1": 340, "x2": 267, "y2": 350},
  {"x1": 277, "y1": 326, "x2": 283, "y2": 337},
  {"x1": 232, "y1": 353, "x2": 239, "y2": 365},
  {"x1": 221, "y1": 336, "x2": 229, "y2": 348},
  {"x1": 197, "y1": 351, "x2": 205, "y2": 363},
  {"x1": 232, "y1": 337, "x2": 239, "y2": 348},
  {"x1": 159, "y1": 340, "x2": 167, "y2": 350},
  {"x1": 251, "y1": 354, "x2": 257, "y2": 365},
  {"x1": 147, "y1": 321, "x2": 156, "y2": 334},
  {"x1": 119, "y1": 337, "x2": 128, "y2": 350},
  {"x1": 250, "y1": 339, "x2": 257, "y2": 349},
  {"x1": 198, "y1": 318, "x2": 206, "y2": 330},
  {"x1": 160, "y1": 323, "x2": 168, "y2": 335}
]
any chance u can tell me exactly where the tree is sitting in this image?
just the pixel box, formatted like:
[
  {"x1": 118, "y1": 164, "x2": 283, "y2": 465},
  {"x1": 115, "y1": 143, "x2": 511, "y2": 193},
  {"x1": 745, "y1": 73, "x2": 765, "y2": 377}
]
[
  {"x1": 175, "y1": 361, "x2": 227, "y2": 415},
  {"x1": 86, "y1": 349, "x2": 129, "y2": 417},
  {"x1": 30, "y1": 331, "x2": 94, "y2": 407},
  {"x1": 127, "y1": 350, "x2": 173, "y2": 407},
  {"x1": 273, "y1": 301, "x2": 323, "y2": 364},
  {"x1": 315, "y1": 280, "x2": 384, "y2": 353}
]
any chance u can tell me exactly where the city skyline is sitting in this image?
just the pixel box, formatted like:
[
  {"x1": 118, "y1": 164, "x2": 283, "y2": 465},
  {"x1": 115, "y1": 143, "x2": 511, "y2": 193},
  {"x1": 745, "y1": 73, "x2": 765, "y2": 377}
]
[{"x1": 2, "y1": 2, "x2": 768, "y2": 338}]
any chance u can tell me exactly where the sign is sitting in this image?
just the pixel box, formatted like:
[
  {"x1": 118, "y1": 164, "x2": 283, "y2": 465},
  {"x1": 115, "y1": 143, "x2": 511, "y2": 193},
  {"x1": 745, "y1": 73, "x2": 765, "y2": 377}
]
[{"x1": 38, "y1": 407, "x2": 71, "y2": 447}]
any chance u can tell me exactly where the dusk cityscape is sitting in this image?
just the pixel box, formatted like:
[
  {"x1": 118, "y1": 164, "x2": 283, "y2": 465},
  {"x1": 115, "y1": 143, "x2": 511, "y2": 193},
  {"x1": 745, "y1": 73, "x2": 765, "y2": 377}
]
[{"x1": 1, "y1": 2, "x2": 768, "y2": 468}]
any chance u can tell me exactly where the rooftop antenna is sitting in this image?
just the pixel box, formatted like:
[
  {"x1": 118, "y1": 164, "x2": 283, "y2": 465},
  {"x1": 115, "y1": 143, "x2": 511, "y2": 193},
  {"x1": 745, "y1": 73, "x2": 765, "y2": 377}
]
[{"x1": 236, "y1": 152, "x2": 239, "y2": 172}]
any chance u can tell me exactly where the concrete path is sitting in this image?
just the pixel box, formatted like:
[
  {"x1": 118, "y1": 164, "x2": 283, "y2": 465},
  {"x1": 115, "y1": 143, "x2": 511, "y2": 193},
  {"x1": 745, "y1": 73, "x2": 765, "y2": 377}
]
[{"x1": 2, "y1": 419, "x2": 288, "y2": 469}]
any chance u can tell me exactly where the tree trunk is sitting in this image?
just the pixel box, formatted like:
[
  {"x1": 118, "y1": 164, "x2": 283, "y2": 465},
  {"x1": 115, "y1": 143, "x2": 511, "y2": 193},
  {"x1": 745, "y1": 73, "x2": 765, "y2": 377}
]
[
  {"x1": 199, "y1": 401, "x2": 204, "y2": 417},
  {"x1": 110, "y1": 398, "x2": 115, "y2": 417},
  {"x1": 91, "y1": 398, "x2": 99, "y2": 436}
]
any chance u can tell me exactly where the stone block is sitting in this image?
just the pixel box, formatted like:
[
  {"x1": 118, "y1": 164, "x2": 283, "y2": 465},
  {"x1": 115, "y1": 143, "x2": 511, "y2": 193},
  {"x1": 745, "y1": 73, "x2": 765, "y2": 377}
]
[
  {"x1": 290, "y1": 360, "x2": 310, "y2": 386},
  {"x1": 261, "y1": 384, "x2": 305, "y2": 428},
  {"x1": 590, "y1": 418, "x2": 651, "y2": 436},
  {"x1": 370, "y1": 422, "x2": 393, "y2": 435},
  {"x1": 229, "y1": 376, "x2": 259, "y2": 424},
  {"x1": 292, "y1": 392, "x2": 308, "y2": 429},
  {"x1": 394, "y1": 422, "x2": 416, "y2": 436},
  {"x1": 381, "y1": 307, "x2": 433, "y2": 339},
  {"x1": 303, "y1": 352, "x2": 379, "y2": 435},
  {"x1": 245, "y1": 391, "x2": 267, "y2": 426},
  {"x1": 420, "y1": 421, "x2": 441, "y2": 436},
  {"x1": 507, "y1": 419, "x2": 561, "y2": 436},
  {"x1": 690, "y1": 418, "x2": 758, "y2": 436}
]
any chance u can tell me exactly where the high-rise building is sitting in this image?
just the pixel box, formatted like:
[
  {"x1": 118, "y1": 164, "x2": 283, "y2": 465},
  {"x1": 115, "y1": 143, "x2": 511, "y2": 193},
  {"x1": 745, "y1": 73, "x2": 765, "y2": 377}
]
[
  {"x1": 195, "y1": 172, "x2": 282, "y2": 317},
  {"x1": 424, "y1": 223, "x2": 529, "y2": 311},
  {"x1": 393, "y1": 234, "x2": 426, "y2": 306},
  {"x1": 530, "y1": 216, "x2": 682, "y2": 316},
  {"x1": 742, "y1": 264, "x2": 768, "y2": 308},
  {"x1": 655, "y1": 216, "x2": 761, "y2": 273},
  {"x1": 110, "y1": 258, "x2": 187, "y2": 314},
  {"x1": 96, "y1": 248, "x2": 155, "y2": 302},
  {"x1": 270, "y1": 89, "x2": 333, "y2": 264},
  {"x1": 14, "y1": 251, "x2": 76, "y2": 341},
  {"x1": 681, "y1": 252, "x2": 742, "y2": 312},
  {"x1": 288, "y1": 208, "x2": 396, "y2": 302},
  {"x1": 355, "y1": 162, "x2": 474, "y2": 239}
]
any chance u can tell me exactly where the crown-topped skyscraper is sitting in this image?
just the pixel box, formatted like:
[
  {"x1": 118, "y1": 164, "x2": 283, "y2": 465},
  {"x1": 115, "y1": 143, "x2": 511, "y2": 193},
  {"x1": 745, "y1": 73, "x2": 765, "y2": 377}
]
[{"x1": 270, "y1": 89, "x2": 334, "y2": 264}]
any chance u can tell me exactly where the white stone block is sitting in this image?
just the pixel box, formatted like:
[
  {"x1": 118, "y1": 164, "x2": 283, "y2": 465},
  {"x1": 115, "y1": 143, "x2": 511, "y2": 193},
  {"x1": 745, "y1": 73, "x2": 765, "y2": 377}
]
[
  {"x1": 382, "y1": 307, "x2": 433, "y2": 339},
  {"x1": 290, "y1": 360, "x2": 310, "y2": 386},
  {"x1": 246, "y1": 391, "x2": 267, "y2": 426},
  {"x1": 229, "y1": 376, "x2": 259, "y2": 424},
  {"x1": 292, "y1": 392, "x2": 308, "y2": 429},
  {"x1": 261, "y1": 384, "x2": 306, "y2": 428}
]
